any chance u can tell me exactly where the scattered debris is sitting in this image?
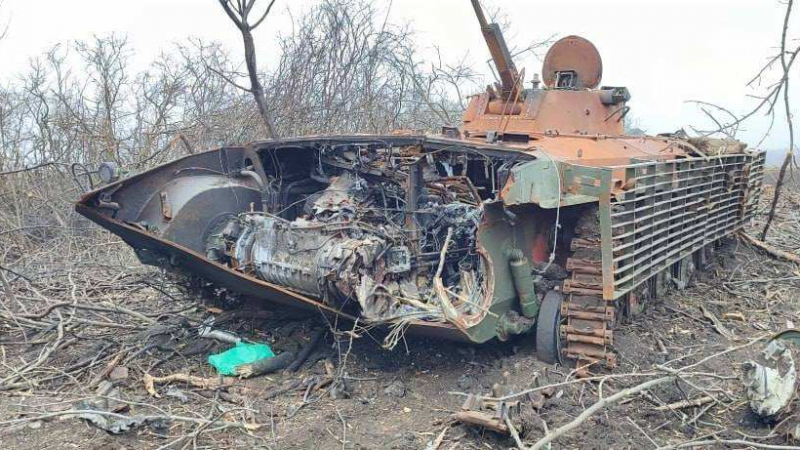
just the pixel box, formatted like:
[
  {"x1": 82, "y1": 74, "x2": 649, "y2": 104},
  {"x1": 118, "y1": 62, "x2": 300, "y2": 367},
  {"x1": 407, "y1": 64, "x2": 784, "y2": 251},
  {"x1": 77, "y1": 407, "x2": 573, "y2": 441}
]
[
  {"x1": 742, "y1": 340, "x2": 797, "y2": 417},
  {"x1": 740, "y1": 232, "x2": 800, "y2": 264},
  {"x1": 653, "y1": 395, "x2": 714, "y2": 411},
  {"x1": 424, "y1": 423, "x2": 451, "y2": 450},
  {"x1": 70, "y1": 385, "x2": 170, "y2": 435},
  {"x1": 75, "y1": 409, "x2": 170, "y2": 435},
  {"x1": 454, "y1": 393, "x2": 519, "y2": 434},
  {"x1": 723, "y1": 312, "x2": 747, "y2": 322},
  {"x1": 198, "y1": 320, "x2": 243, "y2": 344},
  {"x1": 699, "y1": 305, "x2": 734, "y2": 339},
  {"x1": 457, "y1": 374, "x2": 476, "y2": 390},
  {"x1": 88, "y1": 350, "x2": 128, "y2": 388}
]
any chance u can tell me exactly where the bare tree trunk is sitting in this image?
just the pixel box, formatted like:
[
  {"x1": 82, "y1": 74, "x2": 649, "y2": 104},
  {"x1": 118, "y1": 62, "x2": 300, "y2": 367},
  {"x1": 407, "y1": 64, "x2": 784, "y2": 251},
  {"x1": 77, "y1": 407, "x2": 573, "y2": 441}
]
[
  {"x1": 761, "y1": 0, "x2": 795, "y2": 240},
  {"x1": 218, "y1": 0, "x2": 280, "y2": 140},
  {"x1": 241, "y1": 26, "x2": 278, "y2": 139},
  {"x1": 761, "y1": 151, "x2": 793, "y2": 240}
]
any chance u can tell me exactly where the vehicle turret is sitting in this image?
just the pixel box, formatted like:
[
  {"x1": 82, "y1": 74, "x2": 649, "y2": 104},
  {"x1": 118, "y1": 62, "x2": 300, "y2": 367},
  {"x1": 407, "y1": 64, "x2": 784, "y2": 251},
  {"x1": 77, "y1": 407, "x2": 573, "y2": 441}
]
[{"x1": 465, "y1": 1, "x2": 632, "y2": 142}]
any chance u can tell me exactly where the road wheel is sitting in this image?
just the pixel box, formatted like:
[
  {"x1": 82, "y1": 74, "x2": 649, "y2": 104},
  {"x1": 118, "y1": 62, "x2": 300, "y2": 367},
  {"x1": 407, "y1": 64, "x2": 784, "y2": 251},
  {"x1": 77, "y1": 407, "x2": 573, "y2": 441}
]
[
  {"x1": 695, "y1": 244, "x2": 713, "y2": 272},
  {"x1": 536, "y1": 291, "x2": 563, "y2": 364}
]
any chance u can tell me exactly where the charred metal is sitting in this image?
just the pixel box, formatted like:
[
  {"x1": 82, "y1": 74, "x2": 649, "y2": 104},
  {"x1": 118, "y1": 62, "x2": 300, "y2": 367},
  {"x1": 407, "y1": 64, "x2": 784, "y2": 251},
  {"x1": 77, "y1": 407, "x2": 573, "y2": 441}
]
[{"x1": 206, "y1": 143, "x2": 493, "y2": 331}]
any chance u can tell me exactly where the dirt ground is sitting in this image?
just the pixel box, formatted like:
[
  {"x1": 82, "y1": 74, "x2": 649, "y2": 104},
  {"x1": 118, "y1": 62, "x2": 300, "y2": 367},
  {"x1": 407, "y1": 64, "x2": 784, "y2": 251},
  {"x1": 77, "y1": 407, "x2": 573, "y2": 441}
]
[{"x1": 1, "y1": 183, "x2": 799, "y2": 449}]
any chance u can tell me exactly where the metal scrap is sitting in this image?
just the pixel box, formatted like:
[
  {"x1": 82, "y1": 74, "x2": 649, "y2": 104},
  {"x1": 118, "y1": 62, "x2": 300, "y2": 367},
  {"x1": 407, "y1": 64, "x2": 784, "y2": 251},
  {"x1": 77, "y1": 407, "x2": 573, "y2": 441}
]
[
  {"x1": 742, "y1": 339, "x2": 797, "y2": 417},
  {"x1": 454, "y1": 393, "x2": 519, "y2": 434},
  {"x1": 75, "y1": 409, "x2": 170, "y2": 435}
]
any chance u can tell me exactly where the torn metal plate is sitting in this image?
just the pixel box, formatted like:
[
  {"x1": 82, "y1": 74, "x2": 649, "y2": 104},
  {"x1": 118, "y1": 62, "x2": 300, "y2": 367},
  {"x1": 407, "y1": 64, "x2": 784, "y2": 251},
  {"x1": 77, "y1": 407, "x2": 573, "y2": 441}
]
[{"x1": 743, "y1": 340, "x2": 797, "y2": 417}]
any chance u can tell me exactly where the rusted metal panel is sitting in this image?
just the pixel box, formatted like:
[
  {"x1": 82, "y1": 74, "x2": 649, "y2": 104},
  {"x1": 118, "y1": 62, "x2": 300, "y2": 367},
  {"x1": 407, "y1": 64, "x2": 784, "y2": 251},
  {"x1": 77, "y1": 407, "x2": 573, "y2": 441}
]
[{"x1": 463, "y1": 90, "x2": 627, "y2": 138}]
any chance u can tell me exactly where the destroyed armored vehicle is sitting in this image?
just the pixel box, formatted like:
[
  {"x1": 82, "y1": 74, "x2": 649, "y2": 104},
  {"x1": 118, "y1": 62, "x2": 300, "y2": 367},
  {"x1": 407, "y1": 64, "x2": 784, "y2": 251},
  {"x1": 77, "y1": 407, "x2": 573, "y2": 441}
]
[{"x1": 76, "y1": 1, "x2": 765, "y2": 368}]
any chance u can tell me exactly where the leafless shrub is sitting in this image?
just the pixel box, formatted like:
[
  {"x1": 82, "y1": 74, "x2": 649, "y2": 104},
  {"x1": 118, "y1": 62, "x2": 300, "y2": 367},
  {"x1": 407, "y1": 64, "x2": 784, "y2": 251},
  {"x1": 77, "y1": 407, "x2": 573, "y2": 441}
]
[{"x1": 268, "y1": 0, "x2": 480, "y2": 134}]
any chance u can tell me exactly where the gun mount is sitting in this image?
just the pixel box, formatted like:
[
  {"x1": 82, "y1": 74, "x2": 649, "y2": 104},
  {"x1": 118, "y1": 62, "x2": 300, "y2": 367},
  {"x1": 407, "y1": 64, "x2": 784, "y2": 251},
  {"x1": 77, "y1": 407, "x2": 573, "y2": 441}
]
[{"x1": 470, "y1": 0, "x2": 521, "y2": 101}]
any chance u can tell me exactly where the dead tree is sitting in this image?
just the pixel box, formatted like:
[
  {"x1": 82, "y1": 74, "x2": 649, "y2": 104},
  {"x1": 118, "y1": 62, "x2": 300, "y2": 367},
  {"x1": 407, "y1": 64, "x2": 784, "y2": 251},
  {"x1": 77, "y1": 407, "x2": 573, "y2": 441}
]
[
  {"x1": 690, "y1": 0, "x2": 797, "y2": 240},
  {"x1": 217, "y1": 0, "x2": 280, "y2": 140},
  {"x1": 761, "y1": 0, "x2": 796, "y2": 240}
]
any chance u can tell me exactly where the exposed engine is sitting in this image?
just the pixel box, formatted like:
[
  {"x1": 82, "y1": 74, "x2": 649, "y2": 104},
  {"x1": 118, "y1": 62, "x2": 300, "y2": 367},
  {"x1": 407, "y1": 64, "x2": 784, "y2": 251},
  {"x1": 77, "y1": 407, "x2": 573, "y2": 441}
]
[{"x1": 204, "y1": 144, "x2": 493, "y2": 333}]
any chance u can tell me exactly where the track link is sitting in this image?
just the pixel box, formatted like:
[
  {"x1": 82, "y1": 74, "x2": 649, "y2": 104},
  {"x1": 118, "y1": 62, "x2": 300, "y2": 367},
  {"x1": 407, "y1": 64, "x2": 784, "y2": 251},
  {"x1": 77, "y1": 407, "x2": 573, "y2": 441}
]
[{"x1": 560, "y1": 207, "x2": 618, "y2": 370}]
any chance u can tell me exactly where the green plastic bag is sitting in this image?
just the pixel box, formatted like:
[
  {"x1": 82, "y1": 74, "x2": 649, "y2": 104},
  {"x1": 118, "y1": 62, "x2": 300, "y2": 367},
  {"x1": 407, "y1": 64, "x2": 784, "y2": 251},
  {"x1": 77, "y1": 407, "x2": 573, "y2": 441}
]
[{"x1": 208, "y1": 342, "x2": 275, "y2": 376}]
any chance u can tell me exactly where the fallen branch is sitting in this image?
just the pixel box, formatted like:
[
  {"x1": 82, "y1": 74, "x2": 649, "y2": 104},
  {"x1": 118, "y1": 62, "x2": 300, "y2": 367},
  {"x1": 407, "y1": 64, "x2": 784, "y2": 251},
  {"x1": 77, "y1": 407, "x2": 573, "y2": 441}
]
[
  {"x1": 0, "y1": 267, "x2": 18, "y2": 307},
  {"x1": 429, "y1": 423, "x2": 451, "y2": 450},
  {"x1": 143, "y1": 373, "x2": 235, "y2": 397},
  {"x1": 475, "y1": 371, "x2": 661, "y2": 402},
  {"x1": 698, "y1": 306, "x2": 733, "y2": 339},
  {"x1": 0, "y1": 408, "x2": 258, "y2": 431},
  {"x1": 0, "y1": 314, "x2": 71, "y2": 390},
  {"x1": 675, "y1": 334, "x2": 769, "y2": 373},
  {"x1": 19, "y1": 301, "x2": 157, "y2": 324},
  {"x1": 261, "y1": 378, "x2": 304, "y2": 400},
  {"x1": 88, "y1": 349, "x2": 128, "y2": 389},
  {"x1": 289, "y1": 328, "x2": 325, "y2": 372},
  {"x1": 235, "y1": 351, "x2": 295, "y2": 378},
  {"x1": 528, "y1": 376, "x2": 674, "y2": 450},
  {"x1": 654, "y1": 395, "x2": 714, "y2": 411},
  {"x1": 504, "y1": 416, "x2": 527, "y2": 450},
  {"x1": 739, "y1": 232, "x2": 800, "y2": 264}
]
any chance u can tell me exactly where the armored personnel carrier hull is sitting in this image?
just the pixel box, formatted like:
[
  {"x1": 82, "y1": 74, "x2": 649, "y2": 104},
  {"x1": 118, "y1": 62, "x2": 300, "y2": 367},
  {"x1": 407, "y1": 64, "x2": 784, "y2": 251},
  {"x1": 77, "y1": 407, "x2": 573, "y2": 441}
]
[
  {"x1": 76, "y1": 1, "x2": 765, "y2": 368},
  {"x1": 76, "y1": 132, "x2": 764, "y2": 366}
]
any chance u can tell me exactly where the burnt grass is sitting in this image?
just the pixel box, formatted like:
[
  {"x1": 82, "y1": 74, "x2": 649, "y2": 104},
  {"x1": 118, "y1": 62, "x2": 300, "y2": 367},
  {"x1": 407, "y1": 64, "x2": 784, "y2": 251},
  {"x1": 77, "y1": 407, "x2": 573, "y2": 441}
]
[{"x1": 1, "y1": 185, "x2": 799, "y2": 449}]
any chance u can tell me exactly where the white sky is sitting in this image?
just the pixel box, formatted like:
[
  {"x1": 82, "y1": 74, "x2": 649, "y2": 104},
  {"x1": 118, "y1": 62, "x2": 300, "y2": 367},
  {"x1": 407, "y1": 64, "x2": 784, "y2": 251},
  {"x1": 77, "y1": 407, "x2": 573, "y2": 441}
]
[{"x1": 0, "y1": 0, "x2": 794, "y2": 153}]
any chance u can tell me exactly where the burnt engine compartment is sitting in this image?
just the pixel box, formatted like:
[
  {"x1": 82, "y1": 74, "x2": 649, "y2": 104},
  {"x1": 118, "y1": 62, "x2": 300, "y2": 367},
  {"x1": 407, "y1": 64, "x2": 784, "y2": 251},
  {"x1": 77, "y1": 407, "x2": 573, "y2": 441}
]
[{"x1": 203, "y1": 143, "x2": 516, "y2": 335}]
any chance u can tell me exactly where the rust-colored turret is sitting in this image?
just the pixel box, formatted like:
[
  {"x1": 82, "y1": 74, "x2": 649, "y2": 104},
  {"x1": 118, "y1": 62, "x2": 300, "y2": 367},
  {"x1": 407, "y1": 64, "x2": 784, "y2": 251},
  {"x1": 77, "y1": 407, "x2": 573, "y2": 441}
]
[{"x1": 464, "y1": 1, "x2": 631, "y2": 140}]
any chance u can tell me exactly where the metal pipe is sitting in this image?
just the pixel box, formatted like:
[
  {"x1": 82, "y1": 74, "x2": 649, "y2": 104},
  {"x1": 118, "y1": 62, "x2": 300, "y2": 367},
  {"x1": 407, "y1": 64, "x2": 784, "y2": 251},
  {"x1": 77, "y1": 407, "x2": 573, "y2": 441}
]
[
  {"x1": 506, "y1": 248, "x2": 538, "y2": 318},
  {"x1": 239, "y1": 169, "x2": 269, "y2": 212}
]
